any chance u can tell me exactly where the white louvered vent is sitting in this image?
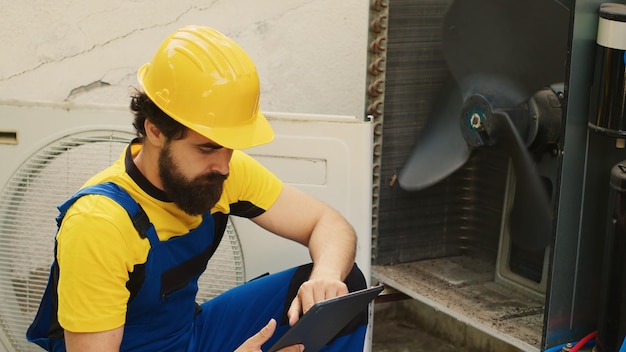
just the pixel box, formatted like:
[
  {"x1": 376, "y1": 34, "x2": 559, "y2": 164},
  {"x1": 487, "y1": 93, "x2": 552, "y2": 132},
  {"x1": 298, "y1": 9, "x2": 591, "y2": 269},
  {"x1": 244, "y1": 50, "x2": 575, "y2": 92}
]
[{"x1": 0, "y1": 131, "x2": 243, "y2": 351}]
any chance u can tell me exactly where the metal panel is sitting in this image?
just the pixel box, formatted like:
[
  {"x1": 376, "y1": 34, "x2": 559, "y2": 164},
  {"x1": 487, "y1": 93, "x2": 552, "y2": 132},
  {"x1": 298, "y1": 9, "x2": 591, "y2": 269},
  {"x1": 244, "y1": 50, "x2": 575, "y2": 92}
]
[
  {"x1": 544, "y1": 0, "x2": 626, "y2": 348},
  {"x1": 236, "y1": 113, "x2": 373, "y2": 282}
]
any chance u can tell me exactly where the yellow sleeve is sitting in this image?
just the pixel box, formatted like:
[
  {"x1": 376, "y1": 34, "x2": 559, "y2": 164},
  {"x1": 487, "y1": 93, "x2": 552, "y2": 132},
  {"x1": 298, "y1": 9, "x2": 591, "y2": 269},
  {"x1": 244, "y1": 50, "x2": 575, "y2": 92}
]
[
  {"x1": 214, "y1": 150, "x2": 283, "y2": 216},
  {"x1": 56, "y1": 195, "x2": 145, "y2": 332}
]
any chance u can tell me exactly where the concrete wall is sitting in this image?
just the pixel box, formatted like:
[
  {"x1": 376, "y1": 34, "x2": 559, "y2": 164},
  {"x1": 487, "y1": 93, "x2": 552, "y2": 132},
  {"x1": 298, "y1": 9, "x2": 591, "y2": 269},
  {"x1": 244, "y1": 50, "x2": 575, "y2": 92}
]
[{"x1": 0, "y1": 0, "x2": 370, "y2": 118}]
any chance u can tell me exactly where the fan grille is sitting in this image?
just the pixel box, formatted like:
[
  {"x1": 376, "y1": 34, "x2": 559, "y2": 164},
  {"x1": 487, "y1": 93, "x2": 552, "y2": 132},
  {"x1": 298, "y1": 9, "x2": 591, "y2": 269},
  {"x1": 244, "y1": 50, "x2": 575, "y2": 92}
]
[{"x1": 0, "y1": 131, "x2": 244, "y2": 351}]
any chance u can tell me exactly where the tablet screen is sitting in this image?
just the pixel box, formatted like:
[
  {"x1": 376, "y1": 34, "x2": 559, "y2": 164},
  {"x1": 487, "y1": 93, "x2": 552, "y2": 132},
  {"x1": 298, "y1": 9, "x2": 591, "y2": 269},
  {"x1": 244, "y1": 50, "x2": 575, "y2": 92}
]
[{"x1": 266, "y1": 286, "x2": 383, "y2": 352}]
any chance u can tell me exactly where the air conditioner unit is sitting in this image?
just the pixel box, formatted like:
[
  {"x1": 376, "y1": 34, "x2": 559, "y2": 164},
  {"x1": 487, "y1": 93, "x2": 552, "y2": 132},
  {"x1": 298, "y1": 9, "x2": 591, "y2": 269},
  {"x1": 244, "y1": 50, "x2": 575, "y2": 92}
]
[{"x1": 0, "y1": 101, "x2": 373, "y2": 352}]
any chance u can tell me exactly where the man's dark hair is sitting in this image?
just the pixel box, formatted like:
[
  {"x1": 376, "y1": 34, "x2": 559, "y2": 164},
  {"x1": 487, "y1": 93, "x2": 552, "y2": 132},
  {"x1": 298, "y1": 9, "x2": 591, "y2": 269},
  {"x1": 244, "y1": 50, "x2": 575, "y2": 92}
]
[{"x1": 130, "y1": 89, "x2": 187, "y2": 140}]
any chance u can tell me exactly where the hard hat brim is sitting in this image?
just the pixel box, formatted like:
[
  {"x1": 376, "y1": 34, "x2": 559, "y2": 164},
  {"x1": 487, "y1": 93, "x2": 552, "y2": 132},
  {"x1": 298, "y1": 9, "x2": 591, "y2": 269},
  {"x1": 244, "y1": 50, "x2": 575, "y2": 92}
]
[{"x1": 186, "y1": 109, "x2": 275, "y2": 150}]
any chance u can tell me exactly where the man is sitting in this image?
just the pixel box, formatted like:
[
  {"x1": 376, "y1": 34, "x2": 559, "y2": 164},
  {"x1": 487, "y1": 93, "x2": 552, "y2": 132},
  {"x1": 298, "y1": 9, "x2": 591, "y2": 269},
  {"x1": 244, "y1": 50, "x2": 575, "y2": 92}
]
[{"x1": 26, "y1": 26, "x2": 367, "y2": 351}]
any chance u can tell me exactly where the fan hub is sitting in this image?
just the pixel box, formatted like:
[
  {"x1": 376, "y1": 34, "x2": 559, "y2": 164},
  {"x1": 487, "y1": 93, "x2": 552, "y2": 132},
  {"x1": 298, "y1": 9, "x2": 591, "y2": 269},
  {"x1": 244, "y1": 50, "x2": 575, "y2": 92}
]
[{"x1": 460, "y1": 94, "x2": 496, "y2": 148}]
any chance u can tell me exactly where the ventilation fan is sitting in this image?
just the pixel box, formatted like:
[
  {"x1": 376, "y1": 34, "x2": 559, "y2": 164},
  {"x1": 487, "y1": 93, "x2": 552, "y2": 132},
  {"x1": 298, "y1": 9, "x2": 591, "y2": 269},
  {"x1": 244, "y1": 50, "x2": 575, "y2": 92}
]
[
  {"x1": 0, "y1": 130, "x2": 244, "y2": 352},
  {"x1": 398, "y1": 0, "x2": 570, "y2": 252}
]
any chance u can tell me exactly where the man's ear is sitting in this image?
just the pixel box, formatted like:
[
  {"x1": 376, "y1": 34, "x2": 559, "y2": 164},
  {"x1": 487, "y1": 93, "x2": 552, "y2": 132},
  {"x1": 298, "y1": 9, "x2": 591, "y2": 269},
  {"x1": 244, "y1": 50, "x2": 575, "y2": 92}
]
[{"x1": 144, "y1": 119, "x2": 166, "y2": 148}]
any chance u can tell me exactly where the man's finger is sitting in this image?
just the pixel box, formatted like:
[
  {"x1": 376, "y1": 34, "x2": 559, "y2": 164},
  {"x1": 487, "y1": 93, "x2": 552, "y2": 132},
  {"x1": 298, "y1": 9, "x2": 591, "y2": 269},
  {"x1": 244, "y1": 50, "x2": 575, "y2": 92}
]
[
  {"x1": 255, "y1": 319, "x2": 277, "y2": 344},
  {"x1": 298, "y1": 286, "x2": 316, "y2": 315},
  {"x1": 234, "y1": 319, "x2": 277, "y2": 352},
  {"x1": 287, "y1": 296, "x2": 301, "y2": 326}
]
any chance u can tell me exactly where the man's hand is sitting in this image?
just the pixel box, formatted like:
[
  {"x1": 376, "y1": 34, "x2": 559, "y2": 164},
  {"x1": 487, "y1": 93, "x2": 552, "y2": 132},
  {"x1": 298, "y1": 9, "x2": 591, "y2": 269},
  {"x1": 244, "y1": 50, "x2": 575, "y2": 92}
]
[
  {"x1": 235, "y1": 319, "x2": 303, "y2": 352},
  {"x1": 287, "y1": 277, "x2": 348, "y2": 326}
]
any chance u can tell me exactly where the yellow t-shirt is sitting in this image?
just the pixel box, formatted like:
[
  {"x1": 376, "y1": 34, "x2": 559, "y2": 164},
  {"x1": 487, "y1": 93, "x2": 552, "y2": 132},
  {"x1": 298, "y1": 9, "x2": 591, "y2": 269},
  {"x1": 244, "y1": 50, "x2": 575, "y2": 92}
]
[{"x1": 56, "y1": 141, "x2": 282, "y2": 332}]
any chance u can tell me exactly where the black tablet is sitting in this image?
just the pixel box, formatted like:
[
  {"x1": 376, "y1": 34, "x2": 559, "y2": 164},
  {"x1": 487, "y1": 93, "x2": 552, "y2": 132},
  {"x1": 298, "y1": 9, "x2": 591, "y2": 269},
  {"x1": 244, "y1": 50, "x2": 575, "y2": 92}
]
[{"x1": 267, "y1": 285, "x2": 384, "y2": 352}]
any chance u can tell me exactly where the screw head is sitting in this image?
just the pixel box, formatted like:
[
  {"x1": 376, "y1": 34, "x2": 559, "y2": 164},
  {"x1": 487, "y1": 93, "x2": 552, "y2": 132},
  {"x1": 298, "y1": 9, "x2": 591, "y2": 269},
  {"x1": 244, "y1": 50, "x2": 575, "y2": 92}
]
[{"x1": 470, "y1": 112, "x2": 483, "y2": 129}]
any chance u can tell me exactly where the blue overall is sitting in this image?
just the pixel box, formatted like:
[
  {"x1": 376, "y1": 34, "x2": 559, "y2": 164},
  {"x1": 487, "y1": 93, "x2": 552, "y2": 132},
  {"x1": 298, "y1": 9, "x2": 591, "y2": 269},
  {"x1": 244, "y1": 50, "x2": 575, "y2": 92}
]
[{"x1": 27, "y1": 182, "x2": 368, "y2": 351}]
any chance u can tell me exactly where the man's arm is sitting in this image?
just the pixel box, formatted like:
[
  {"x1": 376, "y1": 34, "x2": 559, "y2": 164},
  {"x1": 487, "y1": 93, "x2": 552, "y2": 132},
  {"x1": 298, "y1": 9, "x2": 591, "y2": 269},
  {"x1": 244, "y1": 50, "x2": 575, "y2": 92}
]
[
  {"x1": 251, "y1": 184, "x2": 357, "y2": 324},
  {"x1": 64, "y1": 326, "x2": 124, "y2": 352}
]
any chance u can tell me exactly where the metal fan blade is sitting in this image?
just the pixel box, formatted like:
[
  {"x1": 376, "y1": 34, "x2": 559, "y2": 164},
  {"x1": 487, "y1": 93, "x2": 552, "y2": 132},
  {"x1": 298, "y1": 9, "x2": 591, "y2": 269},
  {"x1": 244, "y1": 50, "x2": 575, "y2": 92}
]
[
  {"x1": 398, "y1": 78, "x2": 470, "y2": 191},
  {"x1": 442, "y1": 0, "x2": 570, "y2": 106},
  {"x1": 490, "y1": 111, "x2": 553, "y2": 251}
]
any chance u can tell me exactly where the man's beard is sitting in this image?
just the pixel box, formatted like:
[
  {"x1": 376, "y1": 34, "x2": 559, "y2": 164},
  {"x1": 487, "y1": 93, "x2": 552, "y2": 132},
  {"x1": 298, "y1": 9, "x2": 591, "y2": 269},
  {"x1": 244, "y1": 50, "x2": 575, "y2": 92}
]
[{"x1": 159, "y1": 144, "x2": 228, "y2": 216}]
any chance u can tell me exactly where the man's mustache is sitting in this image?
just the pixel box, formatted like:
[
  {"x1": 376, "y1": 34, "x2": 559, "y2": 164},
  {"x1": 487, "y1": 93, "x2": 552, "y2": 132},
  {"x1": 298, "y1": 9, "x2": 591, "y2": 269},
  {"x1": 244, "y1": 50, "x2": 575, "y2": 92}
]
[{"x1": 200, "y1": 172, "x2": 229, "y2": 184}]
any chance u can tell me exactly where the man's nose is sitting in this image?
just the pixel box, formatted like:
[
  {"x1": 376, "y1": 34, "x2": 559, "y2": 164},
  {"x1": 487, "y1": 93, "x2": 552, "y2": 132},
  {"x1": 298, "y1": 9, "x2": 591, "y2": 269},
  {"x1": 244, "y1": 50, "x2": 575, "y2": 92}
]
[{"x1": 211, "y1": 148, "x2": 233, "y2": 175}]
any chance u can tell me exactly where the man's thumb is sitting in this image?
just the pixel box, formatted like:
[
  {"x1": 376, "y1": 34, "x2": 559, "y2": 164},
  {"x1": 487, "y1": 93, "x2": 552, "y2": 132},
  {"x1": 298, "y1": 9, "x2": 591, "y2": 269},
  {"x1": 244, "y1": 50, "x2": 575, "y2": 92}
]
[
  {"x1": 235, "y1": 319, "x2": 278, "y2": 352},
  {"x1": 254, "y1": 318, "x2": 277, "y2": 344}
]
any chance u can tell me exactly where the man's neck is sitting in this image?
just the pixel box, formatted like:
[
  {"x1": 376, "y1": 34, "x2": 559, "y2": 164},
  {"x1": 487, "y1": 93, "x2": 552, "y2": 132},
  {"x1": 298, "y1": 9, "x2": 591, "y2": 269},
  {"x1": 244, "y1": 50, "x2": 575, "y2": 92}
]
[{"x1": 133, "y1": 143, "x2": 165, "y2": 191}]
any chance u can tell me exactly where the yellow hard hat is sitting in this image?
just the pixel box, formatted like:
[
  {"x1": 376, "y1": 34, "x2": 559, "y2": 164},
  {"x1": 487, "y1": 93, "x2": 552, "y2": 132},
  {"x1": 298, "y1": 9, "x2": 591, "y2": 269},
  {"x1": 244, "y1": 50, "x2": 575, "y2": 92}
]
[{"x1": 137, "y1": 25, "x2": 274, "y2": 150}]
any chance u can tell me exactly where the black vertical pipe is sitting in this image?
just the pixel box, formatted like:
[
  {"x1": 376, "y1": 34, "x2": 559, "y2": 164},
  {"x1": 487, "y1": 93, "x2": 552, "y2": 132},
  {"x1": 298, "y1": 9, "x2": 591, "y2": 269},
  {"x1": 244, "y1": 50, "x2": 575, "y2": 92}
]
[{"x1": 597, "y1": 162, "x2": 626, "y2": 352}]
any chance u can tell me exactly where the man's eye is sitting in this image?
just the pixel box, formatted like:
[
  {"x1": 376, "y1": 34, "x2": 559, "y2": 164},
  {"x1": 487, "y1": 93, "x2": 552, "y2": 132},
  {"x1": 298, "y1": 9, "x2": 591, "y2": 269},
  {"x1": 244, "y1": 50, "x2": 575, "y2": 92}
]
[{"x1": 199, "y1": 147, "x2": 216, "y2": 154}]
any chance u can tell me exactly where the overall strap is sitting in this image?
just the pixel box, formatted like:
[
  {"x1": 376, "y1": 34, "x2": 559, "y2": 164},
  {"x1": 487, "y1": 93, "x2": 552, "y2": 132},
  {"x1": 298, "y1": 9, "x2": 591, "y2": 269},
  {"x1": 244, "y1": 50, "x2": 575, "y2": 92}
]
[
  {"x1": 56, "y1": 182, "x2": 157, "y2": 244},
  {"x1": 26, "y1": 182, "x2": 159, "y2": 349}
]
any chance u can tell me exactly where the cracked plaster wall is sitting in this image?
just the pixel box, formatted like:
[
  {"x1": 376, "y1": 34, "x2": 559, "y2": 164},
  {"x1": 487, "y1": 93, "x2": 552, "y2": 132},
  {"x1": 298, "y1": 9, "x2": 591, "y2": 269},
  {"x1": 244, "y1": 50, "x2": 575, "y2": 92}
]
[{"x1": 1, "y1": 0, "x2": 370, "y2": 118}]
